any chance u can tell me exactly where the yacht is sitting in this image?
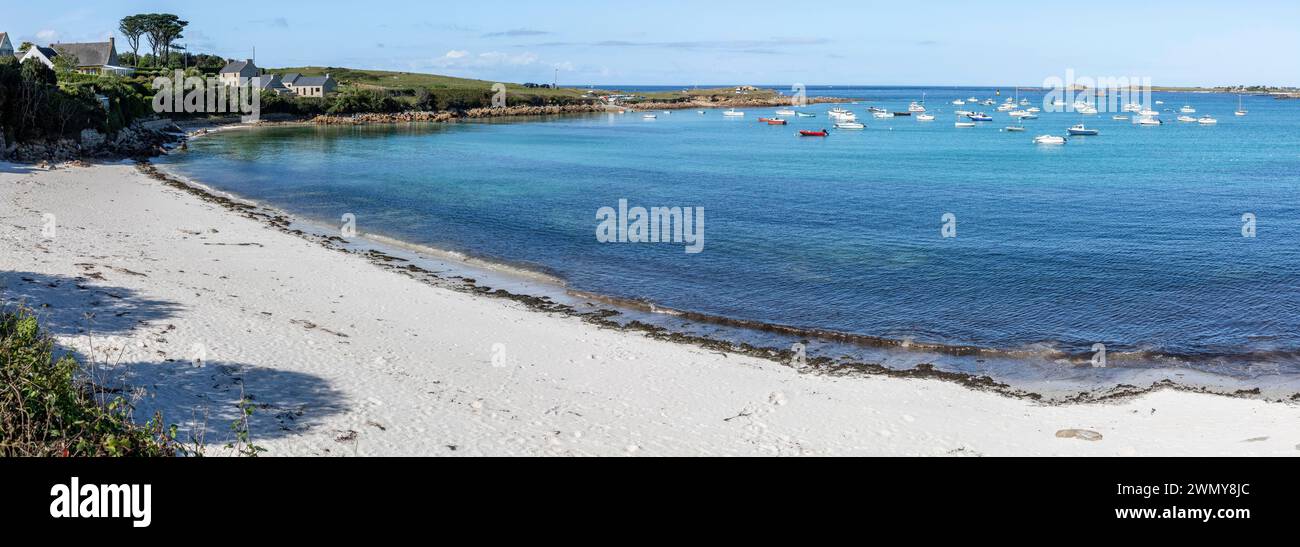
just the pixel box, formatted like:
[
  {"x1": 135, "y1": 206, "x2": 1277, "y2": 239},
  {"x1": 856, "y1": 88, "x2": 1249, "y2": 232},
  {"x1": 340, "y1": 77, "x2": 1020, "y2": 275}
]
[
  {"x1": 1198, "y1": 115, "x2": 1218, "y2": 125},
  {"x1": 834, "y1": 121, "x2": 866, "y2": 130},
  {"x1": 997, "y1": 103, "x2": 1018, "y2": 112},
  {"x1": 1137, "y1": 117, "x2": 1163, "y2": 126},
  {"x1": 1177, "y1": 115, "x2": 1197, "y2": 123},
  {"x1": 1034, "y1": 135, "x2": 1067, "y2": 145},
  {"x1": 1122, "y1": 103, "x2": 1143, "y2": 113},
  {"x1": 909, "y1": 102, "x2": 927, "y2": 113},
  {"x1": 1235, "y1": 95, "x2": 1248, "y2": 117},
  {"x1": 1077, "y1": 104, "x2": 1099, "y2": 115},
  {"x1": 873, "y1": 111, "x2": 896, "y2": 119}
]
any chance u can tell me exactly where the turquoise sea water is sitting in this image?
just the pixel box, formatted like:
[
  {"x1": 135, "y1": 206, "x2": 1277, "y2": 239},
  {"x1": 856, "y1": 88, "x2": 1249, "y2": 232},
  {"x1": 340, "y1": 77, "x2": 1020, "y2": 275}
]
[{"x1": 161, "y1": 87, "x2": 1300, "y2": 386}]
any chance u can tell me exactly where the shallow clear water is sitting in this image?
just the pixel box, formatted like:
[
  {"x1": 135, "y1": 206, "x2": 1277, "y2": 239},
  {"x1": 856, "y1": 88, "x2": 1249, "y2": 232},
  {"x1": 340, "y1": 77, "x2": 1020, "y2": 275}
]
[{"x1": 162, "y1": 87, "x2": 1300, "y2": 382}]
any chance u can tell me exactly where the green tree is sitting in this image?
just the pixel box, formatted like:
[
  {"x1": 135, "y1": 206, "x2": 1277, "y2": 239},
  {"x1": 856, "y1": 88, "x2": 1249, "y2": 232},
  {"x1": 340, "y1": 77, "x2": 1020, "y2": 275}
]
[{"x1": 118, "y1": 15, "x2": 148, "y2": 66}]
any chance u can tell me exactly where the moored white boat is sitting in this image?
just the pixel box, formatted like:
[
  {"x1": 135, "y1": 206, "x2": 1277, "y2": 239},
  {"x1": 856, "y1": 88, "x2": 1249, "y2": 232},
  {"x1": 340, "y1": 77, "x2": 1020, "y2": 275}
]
[
  {"x1": 1198, "y1": 115, "x2": 1218, "y2": 125},
  {"x1": 1068, "y1": 124, "x2": 1099, "y2": 136},
  {"x1": 1180, "y1": 105, "x2": 1197, "y2": 113},
  {"x1": 917, "y1": 113, "x2": 936, "y2": 121},
  {"x1": 1177, "y1": 115, "x2": 1197, "y2": 123},
  {"x1": 834, "y1": 121, "x2": 866, "y2": 130},
  {"x1": 1137, "y1": 117, "x2": 1163, "y2": 126},
  {"x1": 723, "y1": 109, "x2": 745, "y2": 117},
  {"x1": 955, "y1": 121, "x2": 976, "y2": 128},
  {"x1": 1034, "y1": 135, "x2": 1066, "y2": 145},
  {"x1": 775, "y1": 109, "x2": 797, "y2": 116}
]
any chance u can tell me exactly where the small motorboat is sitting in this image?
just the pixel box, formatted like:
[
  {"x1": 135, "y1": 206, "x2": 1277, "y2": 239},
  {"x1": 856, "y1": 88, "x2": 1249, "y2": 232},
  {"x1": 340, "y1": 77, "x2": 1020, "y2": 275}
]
[
  {"x1": 697, "y1": 110, "x2": 707, "y2": 114},
  {"x1": 968, "y1": 96, "x2": 979, "y2": 102},
  {"x1": 758, "y1": 117, "x2": 777, "y2": 123},
  {"x1": 952, "y1": 99, "x2": 966, "y2": 106},
  {"x1": 867, "y1": 106, "x2": 888, "y2": 113},
  {"x1": 723, "y1": 109, "x2": 745, "y2": 117},
  {"x1": 1112, "y1": 115, "x2": 1130, "y2": 121},
  {"x1": 967, "y1": 112, "x2": 994, "y2": 122},
  {"x1": 1027, "y1": 107, "x2": 1041, "y2": 113},
  {"x1": 642, "y1": 114, "x2": 657, "y2": 119},
  {"x1": 834, "y1": 122, "x2": 866, "y2": 130},
  {"x1": 1034, "y1": 135, "x2": 1067, "y2": 145},
  {"x1": 796, "y1": 112, "x2": 817, "y2": 118},
  {"x1": 908, "y1": 102, "x2": 927, "y2": 112},
  {"x1": 954, "y1": 110, "x2": 973, "y2": 116},
  {"x1": 955, "y1": 121, "x2": 976, "y2": 128},
  {"x1": 1177, "y1": 115, "x2": 1197, "y2": 123},
  {"x1": 1198, "y1": 116, "x2": 1218, "y2": 125},
  {"x1": 799, "y1": 130, "x2": 830, "y2": 137},
  {"x1": 1068, "y1": 124, "x2": 1099, "y2": 136},
  {"x1": 767, "y1": 118, "x2": 788, "y2": 125},
  {"x1": 893, "y1": 112, "x2": 912, "y2": 117},
  {"x1": 873, "y1": 111, "x2": 895, "y2": 119},
  {"x1": 917, "y1": 113, "x2": 936, "y2": 121},
  {"x1": 775, "y1": 109, "x2": 797, "y2": 116},
  {"x1": 1005, "y1": 125, "x2": 1027, "y2": 132},
  {"x1": 1077, "y1": 105, "x2": 1099, "y2": 115},
  {"x1": 1137, "y1": 117, "x2": 1163, "y2": 126},
  {"x1": 997, "y1": 103, "x2": 1017, "y2": 112},
  {"x1": 1180, "y1": 105, "x2": 1197, "y2": 113}
]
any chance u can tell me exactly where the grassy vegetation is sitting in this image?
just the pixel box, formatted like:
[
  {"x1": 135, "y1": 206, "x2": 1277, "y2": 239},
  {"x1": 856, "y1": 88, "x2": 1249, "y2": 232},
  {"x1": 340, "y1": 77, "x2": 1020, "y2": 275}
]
[
  {"x1": 0, "y1": 308, "x2": 177, "y2": 457},
  {"x1": 268, "y1": 66, "x2": 596, "y2": 100}
]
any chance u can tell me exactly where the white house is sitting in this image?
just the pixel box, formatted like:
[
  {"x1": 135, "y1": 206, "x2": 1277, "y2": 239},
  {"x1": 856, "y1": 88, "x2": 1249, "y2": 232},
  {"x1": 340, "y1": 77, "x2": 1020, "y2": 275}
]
[
  {"x1": 219, "y1": 59, "x2": 260, "y2": 86},
  {"x1": 20, "y1": 37, "x2": 133, "y2": 75},
  {"x1": 0, "y1": 32, "x2": 13, "y2": 58},
  {"x1": 281, "y1": 73, "x2": 337, "y2": 98}
]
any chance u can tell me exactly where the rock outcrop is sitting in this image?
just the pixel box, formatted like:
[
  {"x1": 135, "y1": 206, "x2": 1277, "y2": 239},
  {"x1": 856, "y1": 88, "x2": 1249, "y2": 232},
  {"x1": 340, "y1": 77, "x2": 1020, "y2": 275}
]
[{"x1": 1, "y1": 119, "x2": 184, "y2": 163}]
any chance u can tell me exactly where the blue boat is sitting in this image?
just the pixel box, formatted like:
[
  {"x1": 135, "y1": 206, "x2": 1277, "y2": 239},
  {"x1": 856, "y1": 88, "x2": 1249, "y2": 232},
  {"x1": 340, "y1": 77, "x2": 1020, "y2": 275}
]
[{"x1": 967, "y1": 112, "x2": 994, "y2": 122}]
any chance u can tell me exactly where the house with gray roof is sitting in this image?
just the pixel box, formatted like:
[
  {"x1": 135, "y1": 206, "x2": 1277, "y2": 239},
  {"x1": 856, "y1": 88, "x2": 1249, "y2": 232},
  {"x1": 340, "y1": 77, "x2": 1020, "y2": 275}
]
[
  {"x1": 284, "y1": 74, "x2": 337, "y2": 98},
  {"x1": 0, "y1": 33, "x2": 13, "y2": 58},
  {"x1": 220, "y1": 59, "x2": 261, "y2": 86},
  {"x1": 20, "y1": 37, "x2": 132, "y2": 75}
]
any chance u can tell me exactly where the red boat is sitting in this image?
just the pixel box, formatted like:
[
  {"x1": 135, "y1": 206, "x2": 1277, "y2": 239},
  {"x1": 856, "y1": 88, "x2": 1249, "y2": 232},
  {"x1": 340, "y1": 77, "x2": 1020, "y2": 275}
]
[
  {"x1": 766, "y1": 119, "x2": 788, "y2": 125},
  {"x1": 758, "y1": 117, "x2": 777, "y2": 123},
  {"x1": 799, "y1": 130, "x2": 829, "y2": 137}
]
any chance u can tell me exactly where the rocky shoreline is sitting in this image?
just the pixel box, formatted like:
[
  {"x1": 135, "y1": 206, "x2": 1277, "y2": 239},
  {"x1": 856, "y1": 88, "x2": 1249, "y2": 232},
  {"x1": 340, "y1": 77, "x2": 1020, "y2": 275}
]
[
  {"x1": 1, "y1": 119, "x2": 186, "y2": 165},
  {"x1": 306, "y1": 96, "x2": 853, "y2": 126}
]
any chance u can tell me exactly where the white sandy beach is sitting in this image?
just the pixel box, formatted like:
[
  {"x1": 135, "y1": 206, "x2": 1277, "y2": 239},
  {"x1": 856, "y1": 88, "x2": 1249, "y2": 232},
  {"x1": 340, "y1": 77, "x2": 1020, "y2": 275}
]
[{"x1": 2, "y1": 161, "x2": 1297, "y2": 457}]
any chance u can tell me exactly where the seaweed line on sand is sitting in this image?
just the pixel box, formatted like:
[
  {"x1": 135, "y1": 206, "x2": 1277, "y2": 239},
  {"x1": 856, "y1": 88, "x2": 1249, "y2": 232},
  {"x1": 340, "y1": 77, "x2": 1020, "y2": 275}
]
[{"x1": 135, "y1": 161, "x2": 1300, "y2": 407}]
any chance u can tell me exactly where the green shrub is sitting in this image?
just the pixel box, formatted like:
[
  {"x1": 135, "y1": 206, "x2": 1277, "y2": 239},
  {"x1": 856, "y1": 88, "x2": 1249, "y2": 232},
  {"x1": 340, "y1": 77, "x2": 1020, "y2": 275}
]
[{"x1": 0, "y1": 308, "x2": 176, "y2": 457}]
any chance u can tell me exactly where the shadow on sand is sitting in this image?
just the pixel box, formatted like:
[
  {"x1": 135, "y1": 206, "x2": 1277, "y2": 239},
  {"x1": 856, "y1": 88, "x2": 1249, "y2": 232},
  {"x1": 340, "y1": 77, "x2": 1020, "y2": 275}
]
[
  {"x1": 1, "y1": 271, "x2": 183, "y2": 337},
  {"x1": 3, "y1": 271, "x2": 350, "y2": 448}
]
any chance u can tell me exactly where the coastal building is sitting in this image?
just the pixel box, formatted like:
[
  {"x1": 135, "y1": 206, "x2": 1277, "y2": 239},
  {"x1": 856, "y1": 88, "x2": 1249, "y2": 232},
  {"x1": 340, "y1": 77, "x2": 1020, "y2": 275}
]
[
  {"x1": 19, "y1": 38, "x2": 133, "y2": 75},
  {"x1": 281, "y1": 73, "x2": 337, "y2": 98},
  {"x1": 219, "y1": 59, "x2": 261, "y2": 86},
  {"x1": 0, "y1": 33, "x2": 13, "y2": 58}
]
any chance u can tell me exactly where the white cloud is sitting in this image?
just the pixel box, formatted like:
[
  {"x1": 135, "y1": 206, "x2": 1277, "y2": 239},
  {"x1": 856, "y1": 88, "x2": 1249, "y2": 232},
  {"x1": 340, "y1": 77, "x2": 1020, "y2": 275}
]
[
  {"x1": 431, "y1": 50, "x2": 540, "y2": 69},
  {"x1": 36, "y1": 30, "x2": 59, "y2": 42}
]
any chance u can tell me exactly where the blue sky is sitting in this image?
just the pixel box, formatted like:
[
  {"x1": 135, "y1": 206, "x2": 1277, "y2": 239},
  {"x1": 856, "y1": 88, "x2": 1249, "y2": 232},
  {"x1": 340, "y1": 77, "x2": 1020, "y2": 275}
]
[{"x1": 6, "y1": 0, "x2": 1299, "y2": 86}]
